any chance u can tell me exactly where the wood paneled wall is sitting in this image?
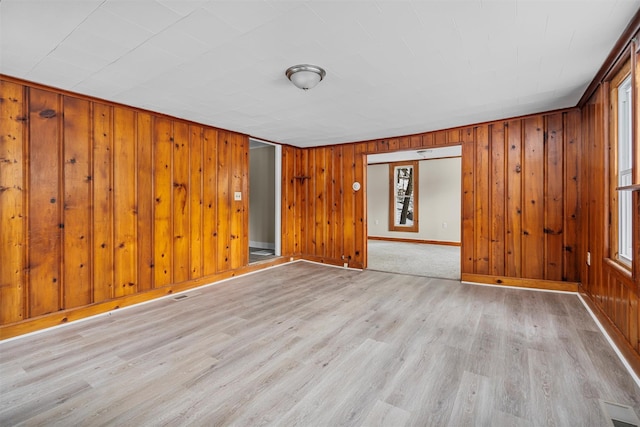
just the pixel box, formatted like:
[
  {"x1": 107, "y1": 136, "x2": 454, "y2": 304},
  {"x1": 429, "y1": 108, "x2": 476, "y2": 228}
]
[
  {"x1": 578, "y1": 40, "x2": 640, "y2": 375},
  {"x1": 0, "y1": 77, "x2": 250, "y2": 333},
  {"x1": 459, "y1": 112, "x2": 581, "y2": 289},
  {"x1": 281, "y1": 144, "x2": 367, "y2": 268},
  {"x1": 283, "y1": 113, "x2": 581, "y2": 292},
  {"x1": 0, "y1": 77, "x2": 587, "y2": 338}
]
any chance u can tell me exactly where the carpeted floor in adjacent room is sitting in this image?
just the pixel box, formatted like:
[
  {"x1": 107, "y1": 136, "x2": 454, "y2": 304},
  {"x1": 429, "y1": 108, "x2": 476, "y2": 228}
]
[{"x1": 367, "y1": 239, "x2": 460, "y2": 280}]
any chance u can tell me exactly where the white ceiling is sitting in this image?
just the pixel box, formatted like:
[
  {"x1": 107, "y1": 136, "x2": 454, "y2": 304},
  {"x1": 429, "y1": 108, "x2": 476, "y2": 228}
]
[{"x1": 1, "y1": 1, "x2": 638, "y2": 148}]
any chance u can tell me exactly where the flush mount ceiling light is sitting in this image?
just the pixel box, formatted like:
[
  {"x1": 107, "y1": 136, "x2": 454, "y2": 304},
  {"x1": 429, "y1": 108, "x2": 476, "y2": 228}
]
[{"x1": 285, "y1": 64, "x2": 326, "y2": 90}]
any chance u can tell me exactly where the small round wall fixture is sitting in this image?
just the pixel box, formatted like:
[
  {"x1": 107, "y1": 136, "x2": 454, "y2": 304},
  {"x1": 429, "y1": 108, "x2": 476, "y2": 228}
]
[
  {"x1": 352, "y1": 182, "x2": 361, "y2": 191},
  {"x1": 285, "y1": 64, "x2": 326, "y2": 90}
]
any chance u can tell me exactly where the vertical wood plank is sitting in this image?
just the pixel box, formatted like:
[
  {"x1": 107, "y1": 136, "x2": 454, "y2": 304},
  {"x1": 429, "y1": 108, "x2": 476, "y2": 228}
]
[
  {"x1": 153, "y1": 117, "x2": 173, "y2": 287},
  {"x1": 545, "y1": 113, "x2": 564, "y2": 281},
  {"x1": 329, "y1": 147, "x2": 340, "y2": 260},
  {"x1": 303, "y1": 149, "x2": 314, "y2": 256},
  {"x1": 343, "y1": 145, "x2": 356, "y2": 264},
  {"x1": 294, "y1": 147, "x2": 305, "y2": 254},
  {"x1": 522, "y1": 116, "x2": 545, "y2": 279},
  {"x1": 173, "y1": 122, "x2": 190, "y2": 282},
  {"x1": 62, "y1": 96, "x2": 92, "y2": 309},
  {"x1": 280, "y1": 146, "x2": 293, "y2": 255},
  {"x1": 506, "y1": 120, "x2": 523, "y2": 277},
  {"x1": 136, "y1": 112, "x2": 153, "y2": 291},
  {"x1": 189, "y1": 125, "x2": 204, "y2": 279},
  {"x1": 202, "y1": 127, "x2": 218, "y2": 276},
  {"x1": 632, "y1": 291, "x2": 639, "y2": 353},
  {"x1": 216, "y1": 131, "x2": 231, "y2": 272},
  {"x1": 0, "y1": 81, "x2": 26, "y2": 323},
  {"x1": 241, "y1": 136, "x2": 249, "y2": 266},
  {"x1": 447, "y1": 129, "x2": 461, "y2": 144},
  {"x1": 620, "y1": 281, "x2": 629, "y2": 340},
  {"x1": 461, "y1": 127, "x2": 475, "y2": 274},
  {"x1": 490, "y1": 123, "x2": 506, "y2": 276},
  {"x1": 92, "y1": 102, "x2": 113, "y2": 302},
  {"x1": 434, "y1": 131, "x2": 447, "y2": 146},
  {"x1": 474, "y1": 125, "x2": 490, "y2": 274},
  {"x1": 314, "y1": 147, "x2": 328, "y2": 258},
  {"x1": 28, "y1": 88, "x2": 62, "y2": 317},
  {"x1": 112, "y1": 107, "x2": 137, "y2": 296},
  {"x1": 229, "y1": 132, "x2": 247, "y2": 270},
  {"x1": 410, "y1": 135, "x2": 422, "y2": 148},
  {"x1": 423, "y1": 133, "x2": 435, "y2": 147},
  {"x1": 354, "y1": 151, "x2": 366, "y2": 268},
  {"x1": 564, "y1": 110, "x2": 580, "y2": 282}
]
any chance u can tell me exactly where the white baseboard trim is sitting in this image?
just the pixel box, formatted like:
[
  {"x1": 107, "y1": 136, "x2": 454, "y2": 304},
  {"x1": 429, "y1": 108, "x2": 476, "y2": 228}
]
[{"x1": 577, "y1": 293, "x2": 640, "y2": 389}]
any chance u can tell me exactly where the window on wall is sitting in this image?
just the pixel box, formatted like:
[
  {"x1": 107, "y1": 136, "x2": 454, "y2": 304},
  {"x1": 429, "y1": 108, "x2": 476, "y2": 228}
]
[
  {"x1": 610, "y1": 62, "x2": 633, "y2": 267},
  {"x1": 389, "y1": 161, "x2": 419, "y2": 232},
  {"x1": 618, "y1": 75, "x2": 633, "y2": 264}
]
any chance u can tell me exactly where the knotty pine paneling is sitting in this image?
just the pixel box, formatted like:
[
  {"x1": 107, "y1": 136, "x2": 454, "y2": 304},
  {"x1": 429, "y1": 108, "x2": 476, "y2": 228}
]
[
  {"x1": 0, "y1": 77, "x2": 249, "y2": 334},
  {"x1": 113, "y1": 106, "x2": 138, "y2": 297},
  {"x1": 136, "y1": 112, "x2": 154, "y2": 292},
  {"x1": 281, "y1": 144, "x2": 366, "y2": 268},
  {"x1": 489, "y1": 122, "x2": 506, "y2": 276},
  {"x1": 506, "y1": 120, "x2": 523, "y2": 277},
  {"x1": 580, "y1": 80, "x2": 640, "y2": 374},
  {"x1": 462, "y1": 112, "x2": 581, "y2": 283},
  {"x1": 189, "y1": 125, "x2": 204, "y2": 280},
  {"x1": 286, "y1": 112, "x2": 582, "y2": 280},
  {"x1": 153, "y1": 116, "x2": 173, "y2": 288},
  {"x1": 62, "y1": 96, "x2": 92, "y2": 309},
  {"x1": 92, "y1": 102, "x2": 114, "y2": 302},
  {"x1": 522, "y1": 116, "x2": 545, "y2": 279},
  {"x1": 474, "y1": 124, "x2": 491, "y2": 275},
  {"x1": 173, "y1": 122, "x2": 191, "y2": 284},
  {"x1": 461, "y1": 128, "x2": 475, "y2": 274},
  {"x1": 229, "y1": 130, "x2": 249, "y2": 270},
  {"x1": 0, "y1": 80, "x2": 26, "y2": 324},
  {"x1": 216, "y1": 132, "x2": 231, "y2": 272},
  {"x1": 28, "y1": 88, "x2": 62, "y2": 317},
  {"x1": 578, "y1": 23, "x2": 640, "y2": 375},
  {"x1": 202, "y1": 127, "x2": 219, "y2": 277}
]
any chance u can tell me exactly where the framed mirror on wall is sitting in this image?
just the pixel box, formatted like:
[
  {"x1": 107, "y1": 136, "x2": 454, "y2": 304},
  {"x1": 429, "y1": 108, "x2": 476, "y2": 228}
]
[{"x1": 389, "y1": 160, "x2": 419, "y2": 232}]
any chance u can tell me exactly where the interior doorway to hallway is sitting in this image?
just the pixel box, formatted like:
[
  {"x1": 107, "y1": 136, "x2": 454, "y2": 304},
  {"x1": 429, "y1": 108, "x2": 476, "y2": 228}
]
[{"x1": 249, "y1": 139, "x2": 281, "y2": 264}]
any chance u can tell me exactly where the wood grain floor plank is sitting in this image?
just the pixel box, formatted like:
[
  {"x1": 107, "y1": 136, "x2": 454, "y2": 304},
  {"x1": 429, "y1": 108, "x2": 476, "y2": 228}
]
[
  {"x1": 447, "y1": 370, "x2": 493, "y2": 427},
  {"x1": 359, "y1": 399, "x2": 410, "y2": 427},
  {"x1": 1, "y1": 262, "x2": 639, "y2": 426}
]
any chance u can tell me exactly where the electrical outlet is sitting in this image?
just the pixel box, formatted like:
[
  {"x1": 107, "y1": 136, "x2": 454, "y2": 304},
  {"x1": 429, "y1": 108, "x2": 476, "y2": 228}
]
[
  {"x1": 234, "y1": 191, "x2": 241, "y2": 201},
  {"x1": 587, "y1": 251, "x2": 591, "y2": 266},
  {"x1": 343, "y1": 263, "x2": 348, "y2": 268},
  {"x1": 442, "y1": 222, "x2": 447, "y2": 229}
]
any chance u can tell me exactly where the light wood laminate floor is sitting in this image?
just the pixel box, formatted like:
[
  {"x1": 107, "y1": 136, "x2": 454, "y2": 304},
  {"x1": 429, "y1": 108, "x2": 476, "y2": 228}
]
[{"x1": 1, "y1": 262, "x2": 639, "y2": 426}]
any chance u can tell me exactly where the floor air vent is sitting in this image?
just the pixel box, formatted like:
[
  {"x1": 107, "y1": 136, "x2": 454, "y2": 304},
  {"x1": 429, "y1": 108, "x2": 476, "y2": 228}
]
[
  {"x1": 600, "y1": 400, "x2": 640, "y2": 427},
  {"x1": 173, "y1": 294, "x2": 189, "y2": 301}
]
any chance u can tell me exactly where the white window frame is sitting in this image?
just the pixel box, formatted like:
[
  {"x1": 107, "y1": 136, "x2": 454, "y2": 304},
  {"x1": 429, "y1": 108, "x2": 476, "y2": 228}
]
[{"x1": 618, "y1": 75, "x2": 633, "y2": 265}]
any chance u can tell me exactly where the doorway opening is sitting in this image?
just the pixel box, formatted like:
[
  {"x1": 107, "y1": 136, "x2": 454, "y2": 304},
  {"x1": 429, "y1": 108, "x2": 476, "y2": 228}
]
[
  {"x1": 249, "y1": 139, "x2": 281, "y2": 264},
  {"x1": 366, "y1": 146, "x2": 462, "y2": 280}
]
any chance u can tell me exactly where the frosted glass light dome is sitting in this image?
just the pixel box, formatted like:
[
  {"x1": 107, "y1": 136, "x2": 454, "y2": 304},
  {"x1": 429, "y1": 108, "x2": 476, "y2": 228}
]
[{"x1": 285, "y1": 64, "x2": 326, "y2": 90}]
